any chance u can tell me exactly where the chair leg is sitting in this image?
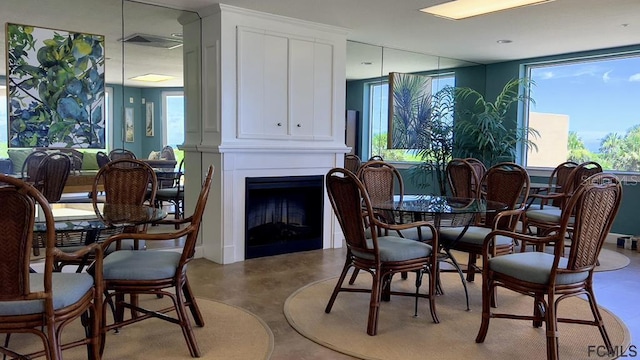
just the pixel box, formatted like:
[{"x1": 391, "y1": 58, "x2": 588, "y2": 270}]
[
  {"x1": 545, "y1": 292, "x2": 559, "y2": 360},
  {"x1": 475, "y1": 275, "x2": 493, "y2": 343},
  {"x1": 182, "y1": 279, "x2": 204, "y2": 327},
  {"x1": 174, "y1": 286, "x2": 201, "y2": 357},
  {"x1": 367, "y1": 269, "x2": 383, "y2": 336},
  {"x1": 348, "y1": 268, "x2": 359, "y2": 285},
  {"x1": 325, "y1": 255, "x2": 352, "y2": 313},
  {"x1": 466, "y1": 253, "x2": 477, "y2": 282},
  {"x1": 584, "y1": 287, "x2": 614, "y2": 354}
]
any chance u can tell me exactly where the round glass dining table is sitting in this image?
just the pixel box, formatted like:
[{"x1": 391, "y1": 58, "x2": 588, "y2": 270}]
[{"x1": 373, "y1": 195, "x2": 507, "y2": 310}]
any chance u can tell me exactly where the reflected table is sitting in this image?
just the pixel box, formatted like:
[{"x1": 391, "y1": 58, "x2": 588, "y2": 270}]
[
  {"x1": 33, "y1": 205, "x2": 167, "y2": 272},
  {"x1": 374, "y1": 195, "x2": 507, "y2": 309}
]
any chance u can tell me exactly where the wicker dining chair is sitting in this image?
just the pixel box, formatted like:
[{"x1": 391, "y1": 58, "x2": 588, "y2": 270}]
[
  {"x1": 96, "y1": 151, "x2": 111, "y2": 168},
  {"x1": 344, "y1": 154, "x2": 362, "y2": 174},
  {"x1": 97, "y1": 165, "x2": 214, "y2": 357},
  {"x1": 324, "y1": 167, "x2": 438, "y2": 336},
  {"x1": 439, "y1": 162, "x2": 530, "y2": 282},
  {"x1": 476, "y1": 173, "x2": 622, "y2": 360},
  {"x1": 521, "y1": 161, "x2": 602, "y2": 253},
  {"x1": 0, "y1": 174, "x2": 103, "y2": 360},
  {"x1": 20, "y1": 150, "x2": 48, "y2": 183},
  {"x1": 32, "y1": 152, "x2": 72, "y2": 203},
  {"x1": 155, "y1": 159, "x2": 185, "y2": 229},
  {"x1": 92, "y1": 158, "x2": 158, "y2": 249},
  {"x1": 108, "y1": 148, "x2": 136, "y2": 161},
  {"x1": 447, "y1": 158, "x2": 482, "y2": 199}
]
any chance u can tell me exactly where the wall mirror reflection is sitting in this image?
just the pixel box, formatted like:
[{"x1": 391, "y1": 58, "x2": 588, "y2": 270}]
[{"x1": 0, "y1": 0, "x2": 196, "y2": 250}]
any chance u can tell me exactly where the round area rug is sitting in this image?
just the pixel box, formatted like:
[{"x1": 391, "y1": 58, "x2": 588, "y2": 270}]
[
  {"x1": 594, "y1": 248, "x2": 630, "y2": 272},
  {"x1": 285, "y1": 273, "x2": 630, "y2": 360},
  {"x1": 8, "y1": 297, "x2": 274, "y2": 360}
]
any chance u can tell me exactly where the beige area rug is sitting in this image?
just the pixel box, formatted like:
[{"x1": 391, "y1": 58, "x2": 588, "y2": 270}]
[
  {"x1": 8, "y1": 297, "x2": 274, "y2": 360},
  {"x1": 285, "y1": 273, "x2": 630, "y2": 360},
  {"x1": 596, "y1": 248, "x2": 631, "y2": 271}
]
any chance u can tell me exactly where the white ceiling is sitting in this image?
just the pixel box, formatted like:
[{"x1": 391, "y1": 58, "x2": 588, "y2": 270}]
[{"x1": 2, "y1": 0, "x2": 639, "y2": 86}]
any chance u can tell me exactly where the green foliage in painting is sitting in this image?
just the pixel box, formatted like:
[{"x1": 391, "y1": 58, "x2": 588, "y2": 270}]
[{"x1": 6, "y1": 23, "x2": 105, "y2": 148}]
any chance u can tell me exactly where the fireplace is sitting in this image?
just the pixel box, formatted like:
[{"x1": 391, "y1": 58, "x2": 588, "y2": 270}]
[{"x1": 245, "y1": 175, "x2": 324, "y2": 259}]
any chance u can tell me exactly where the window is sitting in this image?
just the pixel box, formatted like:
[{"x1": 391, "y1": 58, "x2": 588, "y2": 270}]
[
  {"x1": 162, "y1": 91, "x2": 185, "y2": 163},
  {"x1": 525, "y1": 53, "x2": 640, "y2": 172},
  {"x1": 368, "y1": 74, "x2": 455, "y2": 162}
]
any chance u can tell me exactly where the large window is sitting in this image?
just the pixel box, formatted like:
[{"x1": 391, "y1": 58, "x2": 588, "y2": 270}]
[
  {"x1": 525, "y1": 53, "x2": 640, "y2": 172},
  {"x1": 368, "y1": 74, "x2": 455, "y2": 162}
]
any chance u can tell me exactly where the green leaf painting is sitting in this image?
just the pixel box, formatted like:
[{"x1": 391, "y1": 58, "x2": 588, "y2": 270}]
[{"x1": 6, "y1": 23, "x2": 105, "y2": 148}]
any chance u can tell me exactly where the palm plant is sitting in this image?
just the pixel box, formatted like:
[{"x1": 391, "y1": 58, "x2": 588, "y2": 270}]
[
  {"x1": 408, "y1": 85, "x2": 455, "y2": 195},
  {"x1": 454, "y1": 78, "x2": 538, "y2": 167}
]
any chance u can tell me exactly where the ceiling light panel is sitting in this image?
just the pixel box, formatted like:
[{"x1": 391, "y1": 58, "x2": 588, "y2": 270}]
[{"x1": 420, "y1": 0, "x2": 555, "y2": 20}]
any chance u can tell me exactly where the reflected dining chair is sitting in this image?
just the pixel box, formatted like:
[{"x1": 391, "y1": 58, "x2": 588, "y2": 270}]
[
  {"x1": 31, "y1": 152, "x2": 73, "y2": 256},
  {"x1": 155, "y1": 159, "x2": 185, "y2": 229},
  {"x1": 476, "y1": 173, "x2": 622, "y2": 360},
  {"x1": 21, "y1": 150, "x2": 48, "y2": 182},
  {"x1": 108, "y1": 148, "x2": 136, "y2": 161},
  {"x1": 325, "y1": 168, "x2": 439, "y2": 336},
  {"x1": 0, "y1": 174, "x2": 103, "y2": 360},
  {"x1": 96, "y1": 151, "x2": 111, "y2": 169},
  {"x1": 97, "y1": 165, "x2": 214, "y2": 357},
  {"x1": 439, "y1": 162, "x2": 530, "y2": 282},
  {"x1": 32, "y1": 152, "x2": 72, "y2": 203}
]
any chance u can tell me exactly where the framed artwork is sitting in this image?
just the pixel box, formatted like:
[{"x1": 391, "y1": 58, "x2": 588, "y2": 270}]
[
  {"x1": 6, "y1": 23, "x2": 105, "y2": 148},
  {"x1": 387, "y1": 72, "x2": 433, "y2": 149},
  {"x1": 125, "y1": 108, "x2": 135, "y2": 143},
  {"x1": 145, "y1": 102, "x2": 154, "y2": 137}
]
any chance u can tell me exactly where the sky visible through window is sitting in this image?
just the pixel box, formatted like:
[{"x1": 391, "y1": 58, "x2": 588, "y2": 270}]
[{"x1": 529, "y1": 56, "x2": 640, "y2": 153}]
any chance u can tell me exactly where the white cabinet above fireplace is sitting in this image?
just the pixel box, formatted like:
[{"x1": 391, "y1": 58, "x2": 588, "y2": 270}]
[{"x1": 236, "y1": 26, "x2": 335, "y2": 141}]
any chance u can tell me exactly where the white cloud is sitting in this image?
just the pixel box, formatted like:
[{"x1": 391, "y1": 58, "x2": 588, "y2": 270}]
[
  {"x1": 629, "y1": 73, "x2": 640, "y2": 82},
  {"x1": 603, "y1": 70, "x2": 612, "y2": 82},
  {"x1": 539, "y1": 71, "x2": 554, "y2": 79}
]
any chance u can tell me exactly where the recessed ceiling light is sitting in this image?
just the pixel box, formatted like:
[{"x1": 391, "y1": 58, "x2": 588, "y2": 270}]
[
  {"x1": 497, "y1": 39, "x2": 513, "y2": 44},
  {"x1": 420, "y1": 0, "x2": 555, "y2": 20},
  {"x1": 129, "y1": 74, "x2": 175, "y2": 82}
]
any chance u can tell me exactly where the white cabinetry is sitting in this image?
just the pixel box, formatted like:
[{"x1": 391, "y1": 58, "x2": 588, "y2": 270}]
[{"x1": 237, "y1": 26, "x2": 334, "y2": 140}]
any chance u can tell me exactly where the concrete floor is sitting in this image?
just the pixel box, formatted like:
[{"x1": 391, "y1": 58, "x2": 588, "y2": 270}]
[{"x1": 181, "y1": 240, "x2": 640, "y2": 359}]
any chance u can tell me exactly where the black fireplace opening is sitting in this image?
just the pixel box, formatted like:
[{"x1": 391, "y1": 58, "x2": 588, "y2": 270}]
[{"x1": 245, "y1": 175, "x2": 324, "y2": 259}]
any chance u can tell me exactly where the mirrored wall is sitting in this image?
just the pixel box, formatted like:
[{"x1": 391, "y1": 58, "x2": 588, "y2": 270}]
[
  {"x1": 345, "y1": 40, "x2": 484, "y2": 160},
  {"x1": 0, "y1": 0, "x2": 195, "y2": 152}
]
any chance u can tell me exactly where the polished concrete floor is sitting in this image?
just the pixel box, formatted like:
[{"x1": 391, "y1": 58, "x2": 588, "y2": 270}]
[{"x1": 181, "y1": 239, "x2": 640, "y2": 360}]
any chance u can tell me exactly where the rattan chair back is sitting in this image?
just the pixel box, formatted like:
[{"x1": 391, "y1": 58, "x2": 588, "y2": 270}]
[{"x1": 32, "y1": 152, "x2": 72, "y2": 203}]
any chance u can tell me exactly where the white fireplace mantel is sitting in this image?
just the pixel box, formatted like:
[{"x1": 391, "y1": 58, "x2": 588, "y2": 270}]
[{"x1": 184, "y1": 5, "x2": 348, "y2": 264}]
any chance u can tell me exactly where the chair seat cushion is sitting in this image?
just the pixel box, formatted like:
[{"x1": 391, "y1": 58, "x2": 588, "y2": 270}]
[
  {"x1": 352, "y1": 236, "x2": 432, "y2": 262},
  {"x1": 0, "y1": 273, "x2": 94, "y2": 316},
  {"x1": 399, "y1": 226, "x2": 434, "y2": 242},
  {"x1": 439, "y1": 226, "x2": 513, "y2": 247},
  {"x1": 525, "y1": 208, "x2": 562, "y2": 223},
  {"x1": 156, "y1": 188, "x2": 179, "y2": 197},
  {"x1": 488, "y1": 252, "x2": 589, "y2": 285},
  {"x1": 103, "y1": 250, "x2": 182, "y2": 280}
]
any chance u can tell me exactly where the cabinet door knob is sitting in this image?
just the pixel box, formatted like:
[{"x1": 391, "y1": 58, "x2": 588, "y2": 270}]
[
  {"x1": 277, "y1": 123, "x2": 282, "y2": 126},
  {"x1": 296, "y1": 124, "x2": 301, "y2": 127}
]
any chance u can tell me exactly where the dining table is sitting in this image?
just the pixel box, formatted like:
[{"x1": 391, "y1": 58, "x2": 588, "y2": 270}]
[
  {"x1": 373, "y1": 194, "x2": 507, "y2": 310},
  {"x1": 33, "y1": 204, "x2": 168, "y2": 272}
]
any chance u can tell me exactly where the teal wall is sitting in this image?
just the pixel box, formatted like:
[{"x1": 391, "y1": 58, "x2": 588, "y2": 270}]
[
  {"x1": 108, "y1": 85, "x2": 182, "y2": 157},
  {"x1": 346, "y1": 44, "x2": 640, "y2": 235}
]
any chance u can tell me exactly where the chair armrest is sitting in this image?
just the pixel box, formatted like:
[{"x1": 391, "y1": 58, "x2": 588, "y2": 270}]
[
  {"x1": 99, "y1": 224, "x2": 195, "y2": 250},
  {"x1": 482, "y1": 228, "x2": 561, "y2": 258}
]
